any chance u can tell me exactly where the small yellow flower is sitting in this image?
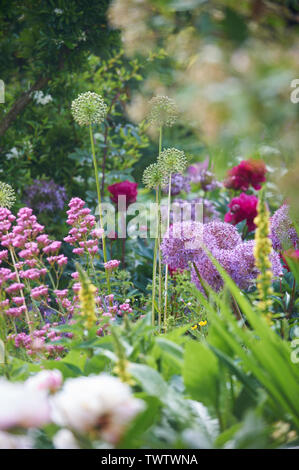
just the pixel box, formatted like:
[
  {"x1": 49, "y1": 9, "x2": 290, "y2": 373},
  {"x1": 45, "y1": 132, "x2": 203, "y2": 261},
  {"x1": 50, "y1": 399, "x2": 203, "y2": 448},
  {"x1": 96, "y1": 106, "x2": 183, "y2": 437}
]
[
  {"x1": 191, "y1": 324, "x2": 198, "y2": 330},
  {"x1": 199, "y1": 320, "x2": 207, "y2": 327}
]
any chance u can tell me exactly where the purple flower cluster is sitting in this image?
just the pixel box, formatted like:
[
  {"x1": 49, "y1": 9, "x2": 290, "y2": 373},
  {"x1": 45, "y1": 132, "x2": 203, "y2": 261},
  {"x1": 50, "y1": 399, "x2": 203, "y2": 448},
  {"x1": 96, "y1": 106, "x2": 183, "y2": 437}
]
[
  {"x1": 187, "y1": 163, "x2": 220, "y2": 192},
  {"x1": 270, "y1": 204, "x2": 298, "y2": 251},
  {"x1": 161, "y1": 197, "x2": 219, "y2": 226},
  {"x1": 8, "y1": 323, "x2": 65, "y2": 358},
  {"x1": 161, "y1": 220, "x2": 282, "y2": 293},
  {"x1": 162, "y1": 173, "x2": 191, "y2": 196},
  {"x1": 161, "y1": 222, "x2": 205, "y2": 271},
  {"x1": 23, "y1": 180, "x2": 67, "y2": 214}
]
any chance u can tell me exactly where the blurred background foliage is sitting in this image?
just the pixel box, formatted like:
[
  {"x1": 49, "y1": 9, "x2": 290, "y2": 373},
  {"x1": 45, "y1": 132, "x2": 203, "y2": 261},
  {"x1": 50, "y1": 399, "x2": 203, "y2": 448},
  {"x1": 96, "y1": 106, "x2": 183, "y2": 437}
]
[{"x1": 0, "y1": 0, "x2": 298, "y2": 219}]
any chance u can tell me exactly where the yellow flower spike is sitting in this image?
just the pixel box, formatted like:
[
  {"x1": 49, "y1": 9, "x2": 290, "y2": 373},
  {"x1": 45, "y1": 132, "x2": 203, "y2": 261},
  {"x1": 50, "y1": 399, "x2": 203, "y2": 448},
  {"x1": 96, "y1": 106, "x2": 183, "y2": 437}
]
[
  {"x1": 254, "y1": 188, "x2": 274, "y2": 320},
  {"x1": 77, "y1": 264, "x2": 97, "y2": 329}
]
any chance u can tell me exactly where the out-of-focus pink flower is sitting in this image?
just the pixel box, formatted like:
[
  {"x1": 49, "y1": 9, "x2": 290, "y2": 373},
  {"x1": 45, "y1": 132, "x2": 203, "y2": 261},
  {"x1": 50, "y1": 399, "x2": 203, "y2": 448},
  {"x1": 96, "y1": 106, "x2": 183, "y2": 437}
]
[
  {"x1": 224, "y1": 159, "x2": 267, "y2": 191},
  {"x1": 30, "y1": 285, "x2": 48, "y2": 300},
  {"x1": 0, "y1": 378, "x2": 50, "y2": 430},
  {"x1": 224, "y1": 193, "x2": 258, "y2": 232},
  {"x1": 104, "y1": 259, "x2": 120, "y2": 271},
  {"x1": 26, "y1": 370, "x2": 62, "y2": 394},
  {"x1": 107, "y1": 181, "x2": 138, "y2": 208}
]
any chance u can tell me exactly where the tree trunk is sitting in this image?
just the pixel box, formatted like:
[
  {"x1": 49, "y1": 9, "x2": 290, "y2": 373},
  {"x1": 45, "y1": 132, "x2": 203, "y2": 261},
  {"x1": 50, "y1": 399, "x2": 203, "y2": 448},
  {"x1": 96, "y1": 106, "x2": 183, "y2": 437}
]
[{"x1": 0, "y1": 76, "x2": 49, "y2": 137}]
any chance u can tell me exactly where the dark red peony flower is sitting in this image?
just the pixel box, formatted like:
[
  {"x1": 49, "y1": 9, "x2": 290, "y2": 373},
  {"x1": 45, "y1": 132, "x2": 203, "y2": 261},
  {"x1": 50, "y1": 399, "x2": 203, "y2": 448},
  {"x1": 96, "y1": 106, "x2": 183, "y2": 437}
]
[
  {"x1": 224, "y1": 159, "x2": 267, "y2": 191},
  {"x1": 107, "y1": 180, "x2": 138, "y2": 208},
  {"x1": 281, "y1": 248, "x2": 299, "y2": 271},
  {"x1": 224, "y1": 192, "x2": 258, "y2": 232}
]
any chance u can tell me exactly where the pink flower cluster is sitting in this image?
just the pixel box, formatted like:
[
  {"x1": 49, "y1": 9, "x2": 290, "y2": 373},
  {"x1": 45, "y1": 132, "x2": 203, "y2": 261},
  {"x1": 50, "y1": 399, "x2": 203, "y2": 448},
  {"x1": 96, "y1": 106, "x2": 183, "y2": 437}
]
[
  {"x1": 0, "y1": 206, "x2": 68, "y2": 323},
  {"x1": 8, "y1": 323, "x2": 65, "y2": 358},
  {"x1": 64, "y1": 198, "x2": 102, "y2": 257},
  {"x1": 104, "y1": 259, "x2": 120, "y2": 271}
]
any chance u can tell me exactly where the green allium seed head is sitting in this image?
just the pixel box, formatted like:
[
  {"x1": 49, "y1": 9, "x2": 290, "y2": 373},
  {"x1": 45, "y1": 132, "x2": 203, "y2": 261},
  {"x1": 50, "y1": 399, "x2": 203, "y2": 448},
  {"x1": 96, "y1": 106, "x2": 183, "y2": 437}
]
[
  {"x1": 157, "y1": 148, "x2": 187, "y2": 176},
  {"x1": 142, "y1": 163, "x2": 166, "y2": 189},
  {"x1": 71, "y1": 92, "x2": 107, "y2": 126},
  {"x1": 0, "y1": 182, "x2": 16, "y2": 209},
  {"x1": 148, "y1": 95, "x2": 178, "y2": 128}
]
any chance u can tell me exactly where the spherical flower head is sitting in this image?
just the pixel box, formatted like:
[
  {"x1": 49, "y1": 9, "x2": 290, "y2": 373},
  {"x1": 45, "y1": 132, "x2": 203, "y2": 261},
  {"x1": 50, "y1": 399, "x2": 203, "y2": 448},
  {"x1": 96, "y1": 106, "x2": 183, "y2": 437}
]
[
  {"x1": 228, "y1": 240, "x2": 282, "y2": 290},
  {"x1": 190, "y1": 222, "x2": 242, "y2": 293},
  {"x1": 224, "y1": 158, "x2": 267, "y2": 191},
  {"x1": 107, "y1": 181, "x2": 138, "y2": 208},
  {"x1": 142, "y1": 163, "x2": 165, "y2": 189},
  {"x1": 71, "y1": 92, "x2": 107, "y2": 126},
  {"x1": 158, "y1": 148, "x2": 187, "y2": 176},
  {"x1": 0, "y1": 182, "x2": 16, "y2": 209},
  {"x1": 205, "y1": 221, "x2": 242, "y2": 250},
  {"x1": 161, "y1": 221, "x2": 204, "y2": 271},
  {"x1": 224, "y1": 192, "x2": 258, "y2": 232},
  {"x1": 270, "y1": 203, "x2": 298, "y2": 251},
  {"x1": 191, "y1": 247, "x2": 233, "y2": 293},
  {"x1": 148, "y1": 95, "x2": 178, "y2": 127}
]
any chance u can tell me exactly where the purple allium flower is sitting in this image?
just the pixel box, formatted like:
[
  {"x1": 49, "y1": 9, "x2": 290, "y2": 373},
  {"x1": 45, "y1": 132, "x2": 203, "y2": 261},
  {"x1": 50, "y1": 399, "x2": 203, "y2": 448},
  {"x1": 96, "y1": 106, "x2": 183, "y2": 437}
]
[
  {"x1": 189, "y1": 222, "x2": 242, "y2": 292},
  {"x1": 162, "y1": 173, "x2": 191, "y2": 196},
  {"x1": 228, "y1": 240, "x2": 282, "y2": 290},
  {"x1": 161, "y1": 221, "x2": 204, "y2": 271},
  {"x1": 161, "y1": 221, "x2": 240, "y2": 273},
  {"x1": 23, "y1": 180, "x2": 67, "y2": 214},
  {"x1": 204, "y1": 221, "x2": 242, "y2": 250},
  {"x1": 162, "y1": 220, "x2": 282, "y2": 293},
  {"x1": 187, "y1": 161, "x2": 220, "y2": 192},
  {"x1": 270, "y1": 204, "x2": 298, "y2": 251}
]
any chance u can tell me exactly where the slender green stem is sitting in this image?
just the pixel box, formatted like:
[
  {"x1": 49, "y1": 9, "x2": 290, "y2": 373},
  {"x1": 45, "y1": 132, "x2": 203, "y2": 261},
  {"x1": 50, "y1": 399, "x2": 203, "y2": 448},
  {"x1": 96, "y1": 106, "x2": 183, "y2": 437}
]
[
  {"x1": 89, "y1": 124, "x2": 111, "y2": 294},
  {"x1": 157, "y1": 126, "x2": 163, "y2": 328},
  {"x1": 151, "y1": 186, "x2": 159, "y2": 325},
  {"x1": 164, "y1": 173, "x2": 172, "y2": 331},
  {"x1": 9, "y1": 248, "x2": 32, "y2": 333}
]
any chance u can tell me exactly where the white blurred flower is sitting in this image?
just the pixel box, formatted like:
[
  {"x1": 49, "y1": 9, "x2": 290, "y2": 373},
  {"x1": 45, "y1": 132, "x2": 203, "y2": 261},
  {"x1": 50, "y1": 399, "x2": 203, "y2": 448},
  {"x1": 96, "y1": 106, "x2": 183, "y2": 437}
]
[
  {"x1": 53, "y1": 429, "x2": 79, "y2": 449},
  {"x1": 0, "y1": 431, "x2": 33, "y2": 449},
  {"x1": 26, "y1": 369, "x2": 62, "y2": 394},
  {"x1": 6, "y1": 147, "x2": 19, "y2": 159},
  {"x1": 51, "y1": 374, "x2": 144, "y2": 443},
  {"x1": 0, "y1": 378, "x2": 50, "y2": 430},
  {"x1": 33, "y1": 91, "x2": 53, "y2": 105}
]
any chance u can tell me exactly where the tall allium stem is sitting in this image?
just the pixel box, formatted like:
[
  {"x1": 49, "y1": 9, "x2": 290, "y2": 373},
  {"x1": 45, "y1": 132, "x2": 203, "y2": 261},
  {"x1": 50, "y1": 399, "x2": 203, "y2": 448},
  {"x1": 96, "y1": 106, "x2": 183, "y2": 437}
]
[
  {"x1": 158, "y1": 127, "x2": 163, "y2": 326},
  {"x1": 164, "y1": 173, "x2": 172, "y2": 330},
  {"x1": 89, "y1": 124, "x2": 111, "y2": 294},
  {"x1": 151, "y1": 186, "x2": 159, "y2": 325},
  {"x1": 253, "y1": 189, "x2": 274, "y2": 324}
]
